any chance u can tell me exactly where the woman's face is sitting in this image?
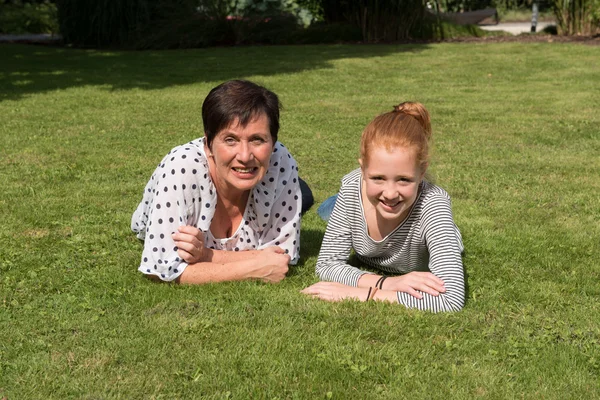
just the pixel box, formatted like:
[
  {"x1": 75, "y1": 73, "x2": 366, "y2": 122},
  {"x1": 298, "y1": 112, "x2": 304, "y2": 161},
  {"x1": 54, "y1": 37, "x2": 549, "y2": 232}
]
[{"x1": 206, "y1": 113, "x2": 274, "y2": 195}]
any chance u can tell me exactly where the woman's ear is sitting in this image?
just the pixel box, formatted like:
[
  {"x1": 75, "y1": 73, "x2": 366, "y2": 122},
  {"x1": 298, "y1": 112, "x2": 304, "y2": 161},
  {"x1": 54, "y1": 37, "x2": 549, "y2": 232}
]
[{"x1": 204, "y1": 141, "x2": 213, "y2": 157}]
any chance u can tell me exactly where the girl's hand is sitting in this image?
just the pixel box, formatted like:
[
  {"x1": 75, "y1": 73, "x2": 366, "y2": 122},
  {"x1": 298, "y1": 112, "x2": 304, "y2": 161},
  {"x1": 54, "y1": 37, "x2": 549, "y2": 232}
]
[
  {"x1": 382, "y1": 272, "x2": 446, "y2": 299},
  {"x1": 301, "y1": 282, "x2": 366, "y2": 302},
  {"x1": 172, "y1": 226, "x2": 206, "y2": 264}
]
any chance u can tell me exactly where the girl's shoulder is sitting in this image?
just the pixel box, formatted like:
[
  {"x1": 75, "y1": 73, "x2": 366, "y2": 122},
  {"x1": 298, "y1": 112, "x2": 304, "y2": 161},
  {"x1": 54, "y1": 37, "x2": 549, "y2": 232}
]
[
  {"x1": 420, "y1": 180, "x2": 452, "y2": 202},
  {"x1": 416, "y1": 181, "x2": 455, "y2": 217},
  {"x1": 341, "y1": 168, "x2": 362, "y2": 187}
]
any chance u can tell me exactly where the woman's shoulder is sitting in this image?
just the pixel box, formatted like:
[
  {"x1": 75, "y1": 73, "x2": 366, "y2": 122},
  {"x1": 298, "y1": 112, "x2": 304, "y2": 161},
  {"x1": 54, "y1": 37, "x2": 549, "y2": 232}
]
[
  {"x1": 159, "y1": 138, "x2": 207, "y2": 164},
  {"x1": 269, "y1": 141, "x2": 298, "y2": 171}
]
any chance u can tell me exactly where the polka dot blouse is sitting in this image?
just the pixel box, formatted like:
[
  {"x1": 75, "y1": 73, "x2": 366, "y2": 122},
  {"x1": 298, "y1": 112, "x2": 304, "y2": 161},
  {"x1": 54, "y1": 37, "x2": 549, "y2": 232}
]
[{"x1": 131, "y1": 137, "x2": 302, "y2": 281}]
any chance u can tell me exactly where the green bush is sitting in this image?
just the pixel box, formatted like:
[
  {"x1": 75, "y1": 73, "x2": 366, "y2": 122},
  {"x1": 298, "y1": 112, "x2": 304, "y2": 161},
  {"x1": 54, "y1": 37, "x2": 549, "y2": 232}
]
[
  {"x1": 56, "y1": 0, "x2": 153, "y2": 47},
  {"x1": 297, "y1": 0, "x2": 442, "y2": 42},
  {"x1": 552, "y1": 0, "x2": 600, "y2": 35},
  {"x1": 292, "y1": 21, "x2": 362, "y2": 43},
  {"x1": 0, "y1": 0, "x2": 58, "y2": 34}
]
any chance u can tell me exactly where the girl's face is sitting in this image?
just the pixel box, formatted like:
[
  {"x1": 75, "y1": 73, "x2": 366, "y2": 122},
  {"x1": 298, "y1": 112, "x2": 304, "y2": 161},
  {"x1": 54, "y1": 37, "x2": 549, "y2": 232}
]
[
  {"x1": 206, "y1": 113, "x2": 274, "y2": 196},
  {"x1": 360, "y1": 145, "x2": 425, "y2": 223}
]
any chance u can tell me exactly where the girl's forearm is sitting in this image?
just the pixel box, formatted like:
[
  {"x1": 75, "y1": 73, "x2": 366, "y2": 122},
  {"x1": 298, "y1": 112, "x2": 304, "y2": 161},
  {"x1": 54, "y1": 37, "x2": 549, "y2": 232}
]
[{"x1": 357, "y1": 273, "x2": 383, "y2": 288}]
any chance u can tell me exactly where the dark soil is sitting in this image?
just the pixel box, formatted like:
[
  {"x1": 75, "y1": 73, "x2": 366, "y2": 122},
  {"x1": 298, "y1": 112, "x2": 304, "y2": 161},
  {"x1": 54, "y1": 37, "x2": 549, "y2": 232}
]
[{"x1": 446, "y1": 33, "x2": 600, "y2": 45}]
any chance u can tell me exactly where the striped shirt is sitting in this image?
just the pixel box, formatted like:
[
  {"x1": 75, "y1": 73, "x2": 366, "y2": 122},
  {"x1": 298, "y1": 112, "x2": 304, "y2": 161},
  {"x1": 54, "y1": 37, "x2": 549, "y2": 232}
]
[{"x1": 316, "y1": 169, "x2": 465, "y2": 312}]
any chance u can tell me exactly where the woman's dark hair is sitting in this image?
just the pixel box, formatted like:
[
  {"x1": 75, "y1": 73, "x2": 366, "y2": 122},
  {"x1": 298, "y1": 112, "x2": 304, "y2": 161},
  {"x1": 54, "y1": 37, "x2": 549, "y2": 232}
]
[{"x1": 202, "y1": 80, "x2": 280, "y2": 149}]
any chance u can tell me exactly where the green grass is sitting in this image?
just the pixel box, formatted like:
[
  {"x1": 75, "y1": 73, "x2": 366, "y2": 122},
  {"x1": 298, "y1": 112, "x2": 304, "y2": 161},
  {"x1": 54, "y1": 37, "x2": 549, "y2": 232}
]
[{"x1": 1, "y1": 42, "x2": 599, "y2": 399}]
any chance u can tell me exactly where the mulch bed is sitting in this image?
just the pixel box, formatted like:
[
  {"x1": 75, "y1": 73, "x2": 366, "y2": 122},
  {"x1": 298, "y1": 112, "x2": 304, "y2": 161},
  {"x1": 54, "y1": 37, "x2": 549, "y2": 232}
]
[{"x1": 445, "y1": 34, "x2": 600, "y2": 45}]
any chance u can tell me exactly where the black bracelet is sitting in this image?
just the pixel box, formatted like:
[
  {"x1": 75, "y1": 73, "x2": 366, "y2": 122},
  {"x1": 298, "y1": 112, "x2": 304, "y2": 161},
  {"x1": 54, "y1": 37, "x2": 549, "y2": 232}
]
[
  {"x1": 375, "y1": 276, "x2": 384, "y2": 289},
  {"x1": 378, "y1": 276, "x2": 388, "y2": 289},
  {"x1": 365, "y1": 287, "x2": 372, "y2": 302}
]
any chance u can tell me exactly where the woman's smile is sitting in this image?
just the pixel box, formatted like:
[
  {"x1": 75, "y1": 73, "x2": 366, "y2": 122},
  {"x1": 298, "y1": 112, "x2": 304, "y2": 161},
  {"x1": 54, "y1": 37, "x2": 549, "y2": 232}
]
[{"x1": 206, "y1": 113, "x2": 274, "y2": 195}]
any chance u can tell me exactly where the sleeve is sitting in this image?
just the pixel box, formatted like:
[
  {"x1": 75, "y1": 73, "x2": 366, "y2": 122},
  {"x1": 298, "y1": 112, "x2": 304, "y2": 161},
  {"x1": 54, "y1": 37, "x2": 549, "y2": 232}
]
[
  {"x1": 396, "y1": 195, "x2": 465, "y2": 312},
  {"x1": 136, "y1": 147, "x2": 208, "y2": 281},
  {"x1": 315, "y1": 182, "x2": 371, "y2": 286},
  {"x1": 257, "y1": 146, "x2": 302, "y2": 264}
]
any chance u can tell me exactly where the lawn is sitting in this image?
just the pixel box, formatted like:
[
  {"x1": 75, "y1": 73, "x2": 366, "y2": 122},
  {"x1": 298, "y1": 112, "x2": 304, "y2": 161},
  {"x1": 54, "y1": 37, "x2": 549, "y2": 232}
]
[{"x1": 1, "y1": 42, "x2": 599, "y2": 399}]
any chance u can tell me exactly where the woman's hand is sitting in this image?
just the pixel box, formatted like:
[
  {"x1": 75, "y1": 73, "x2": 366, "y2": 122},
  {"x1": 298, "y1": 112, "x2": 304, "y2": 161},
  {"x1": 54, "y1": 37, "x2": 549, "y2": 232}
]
[
  {"x1": 253, "y1": 247, "x2": 290, "y2": 283},
  {"x1": 301, "y1": 282, "x2": 366, "y2": 302},
  {"x1": 172, "y1": 226, "x2": 206, "y2": 264},
  {"x1": 382, "y1": 272, "x2": 446, "y2": 299}
]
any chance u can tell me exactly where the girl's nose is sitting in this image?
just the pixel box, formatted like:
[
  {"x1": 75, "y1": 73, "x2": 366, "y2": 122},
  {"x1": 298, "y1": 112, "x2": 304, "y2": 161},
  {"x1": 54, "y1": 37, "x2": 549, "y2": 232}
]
[{"x1": 382, "y1": 184, "x2": 399, "y2": 199}]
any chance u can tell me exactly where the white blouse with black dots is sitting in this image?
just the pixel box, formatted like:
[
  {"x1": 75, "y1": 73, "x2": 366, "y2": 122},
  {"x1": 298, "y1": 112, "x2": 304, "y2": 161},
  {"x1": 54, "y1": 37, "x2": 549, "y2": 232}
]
[{"x1": 131, "y1": 137, "x2": 302, "y2": 281}]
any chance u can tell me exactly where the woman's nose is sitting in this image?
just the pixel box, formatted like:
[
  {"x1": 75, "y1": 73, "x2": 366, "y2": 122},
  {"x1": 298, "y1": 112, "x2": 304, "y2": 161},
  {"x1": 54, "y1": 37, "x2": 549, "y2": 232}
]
[{"x1": 236, "y1": 142, "x2": 253, "y2": 162}]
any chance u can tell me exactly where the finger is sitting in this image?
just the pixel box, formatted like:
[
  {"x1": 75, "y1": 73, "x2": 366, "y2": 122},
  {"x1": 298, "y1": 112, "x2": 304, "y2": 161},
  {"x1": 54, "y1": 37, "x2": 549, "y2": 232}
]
[
  {"x1": 173, "y1": 240, "x2": 197, "y2": 254},
  {"x1": 406, "y1": 287, "x2": 423, "y2": 299},
  {"x1": 420, "y1": 272, "x2": 445, "y2": 287},
  {"x1": 301, "y1": 285, "x2": 323, "y2": 295},
  {"x1": 172, "y1": 232, "x2": 203, "y2": 247},
  {"x1": 421, "y1": 278, "x2": 446, "y2": 293},
  {"x1": 178, "y1": 225, "x2": 202, "y2": 237},
  {"x1": 417, "y1": 284, "x2": 440, "y2": 297},
  {"x1": 300, "y1": 287, "x2": 317, "y2": 294},
  {"x1": 269, "y1": 246, "x2": 285, "y2": 254},
  {"x1": 177, "y1": 248, "x2": 194, "y2": 263}
]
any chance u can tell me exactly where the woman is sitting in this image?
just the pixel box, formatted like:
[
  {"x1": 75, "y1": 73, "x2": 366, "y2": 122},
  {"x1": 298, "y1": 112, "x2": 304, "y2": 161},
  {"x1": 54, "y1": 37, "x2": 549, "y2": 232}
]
[{"x1": 131, "y1": 80, "x2": 310, "y2": 284}]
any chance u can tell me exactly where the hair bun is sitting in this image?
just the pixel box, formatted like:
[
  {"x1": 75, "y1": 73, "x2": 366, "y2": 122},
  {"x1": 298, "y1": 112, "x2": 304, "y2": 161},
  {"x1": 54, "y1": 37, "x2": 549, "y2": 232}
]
[{"x1": 393, "y1": 101, "x2": 431, "y2": 140}]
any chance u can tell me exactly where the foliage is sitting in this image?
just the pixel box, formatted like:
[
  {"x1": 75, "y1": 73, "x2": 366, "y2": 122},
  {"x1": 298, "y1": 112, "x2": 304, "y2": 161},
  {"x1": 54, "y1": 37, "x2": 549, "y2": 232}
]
[
  {"x1": 551, "y1": 0, "x2": 600, "y2": 34},
  {"x1": 0, "y1": 0, "x2": 58, "y2": 34},
  {"x1": 296, "y1": 0, "x2": 442, "y2": 42},
  {"x1": 1, "y1": 42, "x2": 599, "y2": 398},
  {"x1": 56, "y1": 0, "x2": 153, "y2": 47}
]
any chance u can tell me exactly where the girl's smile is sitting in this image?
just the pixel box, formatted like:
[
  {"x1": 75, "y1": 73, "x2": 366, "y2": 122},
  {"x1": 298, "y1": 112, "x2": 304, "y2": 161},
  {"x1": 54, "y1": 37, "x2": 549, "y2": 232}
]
[{"x1": 360, "y1": 145, "x2": 425, "y2": 227}]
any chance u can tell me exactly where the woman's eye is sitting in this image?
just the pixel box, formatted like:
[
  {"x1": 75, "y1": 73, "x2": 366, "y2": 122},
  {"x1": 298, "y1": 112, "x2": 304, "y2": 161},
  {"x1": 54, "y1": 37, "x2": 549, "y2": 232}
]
[{"x1": 224, "y1": 137, "x2": 236, "y2": 144}]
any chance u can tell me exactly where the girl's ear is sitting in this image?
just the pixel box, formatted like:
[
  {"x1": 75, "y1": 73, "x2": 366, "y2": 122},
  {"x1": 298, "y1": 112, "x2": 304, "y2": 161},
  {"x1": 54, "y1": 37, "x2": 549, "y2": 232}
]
[
  {"x1": 358, "y1": 158, "x2": 364, "y2": 169},
  {"x1": 419, "y1": 162, "x2": 428, "y2": 179}
]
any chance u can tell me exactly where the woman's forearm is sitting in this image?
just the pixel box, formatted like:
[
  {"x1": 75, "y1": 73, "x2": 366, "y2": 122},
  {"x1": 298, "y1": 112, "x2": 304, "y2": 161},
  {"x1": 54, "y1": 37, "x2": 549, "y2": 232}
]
[
  {"x1": 177, "y1": 248, "x2": 289, "y2": 285},
  {"x1": 203, "y1": 248, "x2": 262, "y2": 264},
  {"x1": 177, "y1": 258, "x2": 260, "y2": 284}
]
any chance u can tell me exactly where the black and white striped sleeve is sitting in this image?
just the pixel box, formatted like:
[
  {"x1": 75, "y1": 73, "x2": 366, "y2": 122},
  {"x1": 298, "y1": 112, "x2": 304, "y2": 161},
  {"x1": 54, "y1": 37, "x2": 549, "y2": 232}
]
[
  {"x1": 396, "y1": 195, "x2": 465, "y2": 312},
  {"x1": 315, "y1": 186, "x2": 370, "y2": 286}
]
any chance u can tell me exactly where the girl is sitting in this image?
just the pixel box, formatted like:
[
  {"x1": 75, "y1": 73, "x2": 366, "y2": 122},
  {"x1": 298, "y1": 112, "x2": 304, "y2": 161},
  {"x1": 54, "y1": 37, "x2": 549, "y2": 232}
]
[{"x1": 301, "y1": 102, "x2": 465, "y2": 312}]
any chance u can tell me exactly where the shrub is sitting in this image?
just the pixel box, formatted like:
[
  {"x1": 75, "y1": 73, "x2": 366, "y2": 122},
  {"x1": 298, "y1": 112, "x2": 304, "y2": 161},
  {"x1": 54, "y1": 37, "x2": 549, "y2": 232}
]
[
  {"x1": 297, "y1": 0, "x2": 441, "y2": 42},
  {"x1": 551, "y1": 0, "x2": 600, "y2": 35},
  {"x1": 56, "y1": 0, "x2": 153, "y2": 47},
  {"x1": 0, "y1": 0, "x2": 58, "y2": 34}
]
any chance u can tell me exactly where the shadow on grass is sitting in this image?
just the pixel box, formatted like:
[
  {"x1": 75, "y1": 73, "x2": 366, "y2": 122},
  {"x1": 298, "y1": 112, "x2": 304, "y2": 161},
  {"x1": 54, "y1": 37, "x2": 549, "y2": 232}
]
[
  {"x1": 0, "y1": 43, "x2": 431, "y2": 102},
  {"x1": 289, "y1": 227, "x2": 324, "y2": 276}
]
